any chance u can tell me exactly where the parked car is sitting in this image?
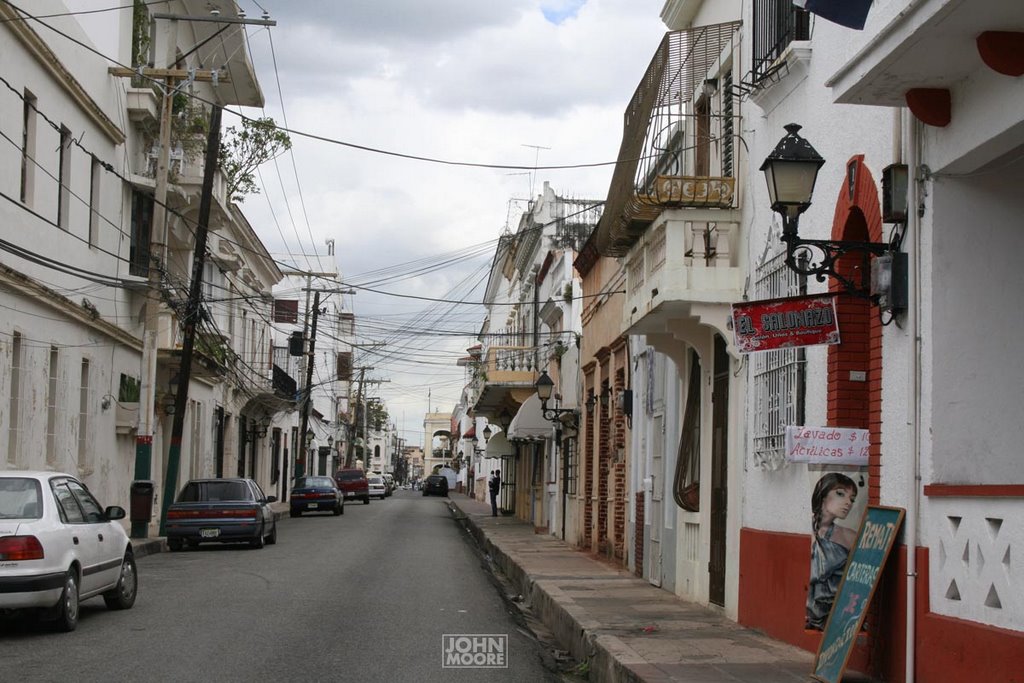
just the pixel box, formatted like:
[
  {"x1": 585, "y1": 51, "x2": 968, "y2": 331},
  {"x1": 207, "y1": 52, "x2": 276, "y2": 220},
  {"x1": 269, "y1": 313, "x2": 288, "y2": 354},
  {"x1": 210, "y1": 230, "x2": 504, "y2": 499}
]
[
  {"x1": 382, "y1": 473, "x2": 395, "y2": 496},
  {"x1": 421, "y1": 474, "x2": 449, "y2": 497},
  {"x1": 0, "y1": 471, "x2": 137, "y2": 632},
  {"x1": 165, "y1": 478, "x2": 277, "y2": 551},
  {"x1": 367, "y1": 475, "x2": 387, "y2": 500},
  {"x1": 289, "y1": 476, "x2": 343, "y2": 517},
  {"x1": 334, "y1": 468, "x2": 370, "y2": 505}
]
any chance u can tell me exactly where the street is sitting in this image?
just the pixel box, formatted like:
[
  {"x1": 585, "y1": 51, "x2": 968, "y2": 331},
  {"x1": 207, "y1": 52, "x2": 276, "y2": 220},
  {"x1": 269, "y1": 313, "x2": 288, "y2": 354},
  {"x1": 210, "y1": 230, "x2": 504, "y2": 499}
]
[{"x1": 0, "y1": 491, "x2": 559, "y2": 683}]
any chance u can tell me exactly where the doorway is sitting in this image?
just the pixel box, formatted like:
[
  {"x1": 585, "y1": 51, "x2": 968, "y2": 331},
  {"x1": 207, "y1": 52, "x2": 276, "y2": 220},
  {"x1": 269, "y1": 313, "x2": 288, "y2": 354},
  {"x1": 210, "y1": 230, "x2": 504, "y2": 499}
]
[{"x1": 709, "y1": 335, "x2": 729, "y2": 606}]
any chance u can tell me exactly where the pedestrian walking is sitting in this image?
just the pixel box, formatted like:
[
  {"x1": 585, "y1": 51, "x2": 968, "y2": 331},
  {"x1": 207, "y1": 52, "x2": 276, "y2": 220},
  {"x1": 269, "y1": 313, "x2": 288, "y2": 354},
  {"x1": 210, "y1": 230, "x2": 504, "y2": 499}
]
[{"x1": 489, "y1": 469, "x2": 501, "y2": 517}]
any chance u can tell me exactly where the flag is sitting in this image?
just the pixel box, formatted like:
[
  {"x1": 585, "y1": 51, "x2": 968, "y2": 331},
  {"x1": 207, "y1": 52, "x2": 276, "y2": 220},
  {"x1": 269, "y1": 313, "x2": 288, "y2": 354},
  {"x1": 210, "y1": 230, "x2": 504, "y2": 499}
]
[{"x1": 793, "y1": 0, "x2": 873, "y2": 30}]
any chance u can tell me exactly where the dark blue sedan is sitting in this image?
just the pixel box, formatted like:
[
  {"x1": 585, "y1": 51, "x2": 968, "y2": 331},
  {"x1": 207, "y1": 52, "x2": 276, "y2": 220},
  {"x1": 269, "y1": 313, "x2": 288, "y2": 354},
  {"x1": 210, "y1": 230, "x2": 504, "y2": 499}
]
[{"x1": 289, "y1": 476, "x2": 344, "y2": 517}]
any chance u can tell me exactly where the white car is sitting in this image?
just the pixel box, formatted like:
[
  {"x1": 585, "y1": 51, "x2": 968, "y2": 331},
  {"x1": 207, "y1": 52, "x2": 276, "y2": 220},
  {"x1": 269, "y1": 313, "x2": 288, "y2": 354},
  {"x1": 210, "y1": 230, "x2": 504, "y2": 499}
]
[
  {"x1": 366, "y1": 475, "x2": 387, "y2": 500},
  {"x1": 0, "y1": 471, "x2": 138, "y2": 631}
]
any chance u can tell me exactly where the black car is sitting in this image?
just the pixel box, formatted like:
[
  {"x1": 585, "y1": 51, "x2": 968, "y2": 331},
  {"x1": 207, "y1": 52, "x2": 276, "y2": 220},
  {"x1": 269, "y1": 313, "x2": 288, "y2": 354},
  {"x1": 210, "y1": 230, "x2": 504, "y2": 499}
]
[
  {"x1": 421, "y1": 474, "x2": 449, "y2": 497},
  {"x1": 289, "y1": 476, "x2": 344, "y2": 517}
]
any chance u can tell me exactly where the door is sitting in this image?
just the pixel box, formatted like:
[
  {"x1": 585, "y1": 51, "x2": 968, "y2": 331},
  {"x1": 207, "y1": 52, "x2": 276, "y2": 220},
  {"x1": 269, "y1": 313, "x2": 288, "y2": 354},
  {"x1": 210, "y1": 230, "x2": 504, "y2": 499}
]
[
  {"x1": 649, "y1": 413, "x2": 664, "y2": 586},
  {"x1": 709, "y1": 335, "x2": 729, "y2": 606}
]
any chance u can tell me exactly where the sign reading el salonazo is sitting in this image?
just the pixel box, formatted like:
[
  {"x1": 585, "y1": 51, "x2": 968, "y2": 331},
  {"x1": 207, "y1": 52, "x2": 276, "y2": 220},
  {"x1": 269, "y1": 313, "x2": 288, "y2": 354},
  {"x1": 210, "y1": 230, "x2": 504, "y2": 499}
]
[{"x1": 731, "y1": 294, "x2": 840, "y2": 353}]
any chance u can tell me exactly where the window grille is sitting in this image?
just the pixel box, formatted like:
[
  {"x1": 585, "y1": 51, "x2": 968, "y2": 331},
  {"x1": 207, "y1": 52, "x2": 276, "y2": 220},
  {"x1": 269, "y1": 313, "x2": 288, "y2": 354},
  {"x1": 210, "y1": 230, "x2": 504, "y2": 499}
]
[
  {"x1": 751, "y1": 241, "x2": 805, "y2": 470},
  {"x1": 722, "y1": 71, "x2": 735, "y2": 178}
]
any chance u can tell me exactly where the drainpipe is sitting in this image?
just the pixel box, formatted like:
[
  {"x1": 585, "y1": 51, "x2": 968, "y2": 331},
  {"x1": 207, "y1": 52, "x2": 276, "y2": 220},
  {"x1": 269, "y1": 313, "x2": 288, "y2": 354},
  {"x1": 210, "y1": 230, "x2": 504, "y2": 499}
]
[{"x1": 904, "y1": 107, "x2": 922, "y2": 683}]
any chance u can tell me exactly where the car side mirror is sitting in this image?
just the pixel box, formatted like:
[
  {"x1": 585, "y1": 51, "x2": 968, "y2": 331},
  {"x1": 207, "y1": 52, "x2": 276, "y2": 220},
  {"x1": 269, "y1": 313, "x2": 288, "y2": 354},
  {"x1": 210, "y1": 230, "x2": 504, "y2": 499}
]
[
  {"x1": 265, "y1": 495, "x2": 277, "y2": 504},
  {"x1": 106, "y1": 505, "x2": 127, "y2": 521}
]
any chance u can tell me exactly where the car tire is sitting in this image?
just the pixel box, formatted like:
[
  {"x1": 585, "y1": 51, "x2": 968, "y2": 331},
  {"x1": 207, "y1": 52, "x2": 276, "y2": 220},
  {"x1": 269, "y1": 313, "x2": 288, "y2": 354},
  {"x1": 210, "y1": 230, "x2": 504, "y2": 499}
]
[
  {"x1": 422, "y1": 491, "x2": 428, "y2": 496},
  {"x1": 363, "y1": 496, "x2": 370, "y2": 505},
  {"x1": 266, "y1": 522, "x2": 277, "y2": 545},
  {"x1": 168, "y1": 538, "x2": 184, "y2": 552},
  {"x1": 103, "y1": 552, "x2": 138, "y2": 610},
  {"x1": 53, "y1": 569, "x2": 80, "y2": 632},
  {"x1": 251, "y1": 524, "x2": 266, "y2": 549},
  {"x1": 290, "y1": 510, "x2": 300, "y2": 518},
  {"x1": 333, "y1": 502, "x2": 342, "y2": 516}
]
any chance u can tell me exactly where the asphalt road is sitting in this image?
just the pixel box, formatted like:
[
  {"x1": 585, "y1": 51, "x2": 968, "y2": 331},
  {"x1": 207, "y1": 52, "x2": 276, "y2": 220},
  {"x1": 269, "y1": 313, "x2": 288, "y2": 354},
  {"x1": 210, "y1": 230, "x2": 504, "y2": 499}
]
[{"x1": 0, "y1": 490, "x2": 560, "y2": 682}]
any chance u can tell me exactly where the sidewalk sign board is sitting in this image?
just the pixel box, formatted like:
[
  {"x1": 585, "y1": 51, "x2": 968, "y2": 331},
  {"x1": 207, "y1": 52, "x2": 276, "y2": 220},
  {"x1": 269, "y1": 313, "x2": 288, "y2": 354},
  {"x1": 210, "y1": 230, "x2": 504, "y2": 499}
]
[
  {"x1": 812, "y1": 505, "x2": 906, "y2": 683},
  {"x1": 732, "y1": 293, "x2": 840, "y2": 353}
]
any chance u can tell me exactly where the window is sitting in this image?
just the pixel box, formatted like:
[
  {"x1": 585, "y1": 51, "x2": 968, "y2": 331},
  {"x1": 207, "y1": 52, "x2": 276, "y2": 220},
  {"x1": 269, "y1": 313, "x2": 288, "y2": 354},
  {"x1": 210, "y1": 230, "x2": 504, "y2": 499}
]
[
  {"x1": 57, "y1": 126, "x2": 72, "y2": 230},
  {"x1": 88, "y1": 156, "x2": 101, "y2": 246},
  {"x1": 273, "y1": 299, "x2": 299, "y2": 324},
  {"x1": 52, "y1": 481, "x2": 86, "y2": 523},
  {"x1": 203, "y1": 261, "x2": 218, "y2": 301},
  {"x1": 20, "y1": 91, "x2": 36, "y2": 205},
  {"x1": 67, "y1": 480, "x2": 104, "y2": 523},
  {"x1": 78, "y1": 359, "x2": 90, "y2": 472},
  {"x1": 46, "y1": 346, "x2": 59, "y2": 467},
  {"x1": 751, "y1": 242, "x2": 806, "y2": 470},
  {"x1": 337, "y1": 351, "x2": 352, "y2": 380},
  {"x1": 129, "y1": 190, "x2": 153, "y2": 277},
  {"x1": 673, "y1": 351, "x2": 701, "y2": 512},
  {"x1": 7, "y1": 332, "x2": 22, "y2": 465},
  {"x1": 751, "y1": 0, "x2": 810, "y2": 84}
]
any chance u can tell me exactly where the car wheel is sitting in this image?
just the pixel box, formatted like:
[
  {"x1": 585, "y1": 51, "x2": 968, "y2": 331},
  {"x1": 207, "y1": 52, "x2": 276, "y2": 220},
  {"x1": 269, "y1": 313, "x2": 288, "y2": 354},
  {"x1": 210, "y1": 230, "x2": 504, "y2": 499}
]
[
  {"x1": 168, "y1": 538, "x2": 184, "y2": 552},
  {"x1": 363, "y1": 496, "x2": 370, "y2": 505},
  {"x1": 103, "y1": 553, "x2": 138, "y2": 610},
  {"x1": 339, "y1": 502, "x2": 345, "y2": 515},
  {"x1": 290, "y1": 509, "x2": 300, "y2": 518},
  {"x1": 266, "y1": 522, "x2": 278, "y2": 545},
  {"x1": 54, "y1": 569, "x2": 80, "y2": 632},
  {"x1": 250, "y1": 524, "x2": 266, "y2": 549},
  {"x1": 422, "y1": 491, "x2": 428, "y2": 496},
  {"x1": 333, "y1": 502, "x2": 342, "y2": 516}
]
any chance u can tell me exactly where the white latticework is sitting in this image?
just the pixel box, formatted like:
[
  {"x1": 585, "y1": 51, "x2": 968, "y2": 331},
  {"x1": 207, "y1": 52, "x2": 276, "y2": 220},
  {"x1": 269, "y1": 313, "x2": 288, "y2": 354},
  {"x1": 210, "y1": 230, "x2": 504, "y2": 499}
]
[{"x1": 930, "y1": 497, "x2": 1023, "y2": 631}]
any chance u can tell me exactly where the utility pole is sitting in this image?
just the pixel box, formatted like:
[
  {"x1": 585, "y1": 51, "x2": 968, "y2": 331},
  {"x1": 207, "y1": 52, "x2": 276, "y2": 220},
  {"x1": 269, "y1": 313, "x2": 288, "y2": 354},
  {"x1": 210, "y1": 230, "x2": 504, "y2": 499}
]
[
  {"x1": 157, "y1": 104, "x2": 222, "y2": 536},
  {"x1": 297, "y1": 290, "x2": 321, "y2": 478},
  {"x1": 110, "y1": 10, "x2": 269, "y2": 539},
  {"x1": 346, "y1": 367, "x2": 368, "y2": 468}
]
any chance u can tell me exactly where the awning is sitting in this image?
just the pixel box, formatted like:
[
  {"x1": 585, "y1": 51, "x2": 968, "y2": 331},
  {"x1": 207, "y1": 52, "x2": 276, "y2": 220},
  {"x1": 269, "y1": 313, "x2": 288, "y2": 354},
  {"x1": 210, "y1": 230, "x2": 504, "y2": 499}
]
[{"x1": 507, "y1": 394, "x2": 551, "y2": 440}]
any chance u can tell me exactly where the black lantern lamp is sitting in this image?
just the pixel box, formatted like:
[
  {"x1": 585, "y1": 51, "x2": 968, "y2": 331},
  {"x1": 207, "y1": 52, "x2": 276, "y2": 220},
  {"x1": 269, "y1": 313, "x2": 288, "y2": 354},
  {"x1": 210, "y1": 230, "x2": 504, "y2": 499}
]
[
  {"x1": 761, "y1": 123, "x2": 895, "y2": 297},
  {"x1": 535, "y1": 370, "x2": 579, "y2": 428},
  {"x1": 497, "y1": 407, "x2": 513, "y2": 433}
]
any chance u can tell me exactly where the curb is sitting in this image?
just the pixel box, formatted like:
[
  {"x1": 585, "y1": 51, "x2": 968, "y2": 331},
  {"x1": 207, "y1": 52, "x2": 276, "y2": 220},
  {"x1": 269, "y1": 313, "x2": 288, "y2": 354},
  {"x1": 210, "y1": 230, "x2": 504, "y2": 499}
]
[{"x1": 450, "y1": 499, "x2": 641, "y2": 683}]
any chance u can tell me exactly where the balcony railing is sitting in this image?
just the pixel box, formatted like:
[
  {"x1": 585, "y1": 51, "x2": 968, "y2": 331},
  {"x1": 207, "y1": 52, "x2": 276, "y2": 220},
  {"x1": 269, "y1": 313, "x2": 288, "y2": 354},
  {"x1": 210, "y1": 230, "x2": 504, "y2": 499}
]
[
  {"x1": 596, "y1": 22, "x2": 743, "y2": 258},
  {"x1": 751, "y1": 0, "x2": 810, "y2": 84}
]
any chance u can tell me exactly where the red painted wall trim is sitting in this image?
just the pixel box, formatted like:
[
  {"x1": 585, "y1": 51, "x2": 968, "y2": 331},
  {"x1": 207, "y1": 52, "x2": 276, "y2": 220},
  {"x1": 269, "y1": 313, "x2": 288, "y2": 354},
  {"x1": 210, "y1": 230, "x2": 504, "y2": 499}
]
[{"x1": 923, "y1": 484, "x2": 1024, "y2": 498}]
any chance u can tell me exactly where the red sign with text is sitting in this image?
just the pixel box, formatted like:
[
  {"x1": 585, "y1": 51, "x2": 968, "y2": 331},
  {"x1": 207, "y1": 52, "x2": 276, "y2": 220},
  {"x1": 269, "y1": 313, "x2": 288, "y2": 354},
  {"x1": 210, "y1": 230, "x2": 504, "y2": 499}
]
[{"x1": 732, "y1": 294, "x2": 840, "y2": 353}]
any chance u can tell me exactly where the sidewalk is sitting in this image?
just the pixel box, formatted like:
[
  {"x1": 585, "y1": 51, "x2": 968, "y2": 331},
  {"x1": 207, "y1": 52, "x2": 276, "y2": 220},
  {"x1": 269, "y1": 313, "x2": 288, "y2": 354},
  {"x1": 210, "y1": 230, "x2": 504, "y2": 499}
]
[{"x1": 447, "y1": 492, "x2": 873, "y2": 683}]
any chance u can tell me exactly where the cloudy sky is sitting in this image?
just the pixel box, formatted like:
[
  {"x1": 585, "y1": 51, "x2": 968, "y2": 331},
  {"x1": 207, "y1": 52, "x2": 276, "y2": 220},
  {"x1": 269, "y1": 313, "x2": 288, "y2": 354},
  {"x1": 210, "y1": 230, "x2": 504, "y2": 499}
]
[{"x1": 233, "y1": 0, "x2": 669, "y2": 446}]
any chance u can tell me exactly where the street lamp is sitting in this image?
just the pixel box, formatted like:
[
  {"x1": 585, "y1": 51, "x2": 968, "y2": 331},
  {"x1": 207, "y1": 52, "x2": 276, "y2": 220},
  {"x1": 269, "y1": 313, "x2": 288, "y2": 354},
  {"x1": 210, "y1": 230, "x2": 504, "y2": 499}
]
[
  {"x1": 761, "y1": 123, "x2": 895, "y2": 297},
  {"x1": 534, "y1": 370, "x2": 579, "y2": 429}
]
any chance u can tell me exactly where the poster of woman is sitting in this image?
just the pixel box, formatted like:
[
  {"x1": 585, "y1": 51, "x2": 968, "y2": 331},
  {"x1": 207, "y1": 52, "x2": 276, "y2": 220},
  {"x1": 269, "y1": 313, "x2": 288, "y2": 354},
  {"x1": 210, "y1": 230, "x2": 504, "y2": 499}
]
[{"x1": 806, "y1": 472, "x2": 865, "y2": 630}]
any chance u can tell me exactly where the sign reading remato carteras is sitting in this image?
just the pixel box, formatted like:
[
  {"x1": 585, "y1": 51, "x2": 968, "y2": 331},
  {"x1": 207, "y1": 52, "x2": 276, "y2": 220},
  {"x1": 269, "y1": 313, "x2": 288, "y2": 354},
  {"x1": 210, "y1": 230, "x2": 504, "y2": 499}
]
[{"x1": 731, "y1": 294, "x2": 840, "y2": 353}]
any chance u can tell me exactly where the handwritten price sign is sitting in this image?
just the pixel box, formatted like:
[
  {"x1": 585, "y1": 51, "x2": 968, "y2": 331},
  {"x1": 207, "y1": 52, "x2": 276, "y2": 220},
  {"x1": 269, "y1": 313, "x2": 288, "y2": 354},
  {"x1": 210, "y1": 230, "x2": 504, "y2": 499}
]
[{"x1": 785, "y1": 426, "x2": 870, "y2": 466}]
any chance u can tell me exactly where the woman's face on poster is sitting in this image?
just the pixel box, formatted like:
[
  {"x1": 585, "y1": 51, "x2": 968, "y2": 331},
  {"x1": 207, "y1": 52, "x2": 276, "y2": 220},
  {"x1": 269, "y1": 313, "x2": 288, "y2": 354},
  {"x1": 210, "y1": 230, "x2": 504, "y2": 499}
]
[{"x1": 823, "y1": 485, "x2": 856, "y2": 520}]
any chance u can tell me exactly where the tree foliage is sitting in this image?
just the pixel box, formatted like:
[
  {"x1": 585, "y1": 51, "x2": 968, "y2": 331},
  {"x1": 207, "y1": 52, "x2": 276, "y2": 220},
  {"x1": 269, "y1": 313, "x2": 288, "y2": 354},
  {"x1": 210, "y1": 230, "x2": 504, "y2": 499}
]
[{"x1": 218, "y1": 117, "x2": 291, "y2": 202}]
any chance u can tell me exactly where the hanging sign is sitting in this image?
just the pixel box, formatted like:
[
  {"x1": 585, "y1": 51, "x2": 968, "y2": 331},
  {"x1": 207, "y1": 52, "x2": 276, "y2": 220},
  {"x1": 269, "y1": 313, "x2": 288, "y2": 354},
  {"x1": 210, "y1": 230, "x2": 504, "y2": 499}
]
[
  {"x1": 732, "y1": 294, "x2": 840, "y2": 353},
  {"x1": 785, "y1": 426, "x2": 870, "y2": 466},
  {"x1": 812, "y1": 506, "x2": 905, "y2": 683}
]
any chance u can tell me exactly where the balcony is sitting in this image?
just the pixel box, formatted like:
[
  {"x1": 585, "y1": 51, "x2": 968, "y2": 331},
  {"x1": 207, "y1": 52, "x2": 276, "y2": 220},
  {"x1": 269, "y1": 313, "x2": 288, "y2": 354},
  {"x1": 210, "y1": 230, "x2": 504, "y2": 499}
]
[
  {"x1": 470, "y1": 344, "x2": 538, "y2": 416},
  {"x1": 593, "y1": 21, "x2": 743, "y2": 258},
  {"x1": 621, "y1": 210, "x2": 743, "y2": 338}
]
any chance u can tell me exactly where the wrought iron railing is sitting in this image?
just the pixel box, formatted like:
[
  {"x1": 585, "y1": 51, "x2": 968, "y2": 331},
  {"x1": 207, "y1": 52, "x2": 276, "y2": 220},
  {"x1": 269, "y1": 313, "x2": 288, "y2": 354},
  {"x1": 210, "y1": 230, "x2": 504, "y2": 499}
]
[
  {"x1": 597, "y1": 22, "x2": 742, "y2": 257},
  {"x1": 751, "y1": 0, "x2": 810, "y2": 84}
]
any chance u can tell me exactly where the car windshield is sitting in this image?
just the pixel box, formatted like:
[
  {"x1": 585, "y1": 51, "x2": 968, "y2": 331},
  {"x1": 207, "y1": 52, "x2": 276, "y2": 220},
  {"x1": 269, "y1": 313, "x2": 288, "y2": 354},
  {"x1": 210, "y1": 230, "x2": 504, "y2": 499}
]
[
  {"x1": 294, "y1": 477, "x2": 334, "y2": 489},
  {"x1": 368, "y1": 477, "x2": 383, "y2": 484},
  {"x1": 0, "y1": 477, "x2": 42, "y2": 519},
  {"x1": 178, "y1": 480, "x2": 252, "y2": 502},
  {"x1": 337, "y1": 470, "x2": 365, "y2": 481}
]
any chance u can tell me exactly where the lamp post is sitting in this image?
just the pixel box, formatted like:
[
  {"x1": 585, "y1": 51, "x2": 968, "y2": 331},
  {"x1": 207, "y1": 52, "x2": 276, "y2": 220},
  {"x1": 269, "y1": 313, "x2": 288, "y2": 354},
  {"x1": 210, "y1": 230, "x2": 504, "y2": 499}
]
[
  {"x1": 535, "y1": 371, "x2": 579, "y2": 429},
  {"x1": 761, "y1": 123, "x2": 895, "y2": 296}
]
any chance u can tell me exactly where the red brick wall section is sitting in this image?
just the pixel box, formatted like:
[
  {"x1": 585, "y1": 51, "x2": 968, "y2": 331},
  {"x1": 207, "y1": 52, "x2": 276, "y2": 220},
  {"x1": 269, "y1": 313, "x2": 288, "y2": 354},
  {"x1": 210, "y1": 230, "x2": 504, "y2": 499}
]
[
  {"x1": 827, "y1": 155, "x2": 885, "y2": 505},
  {"x1": 634, "y1": 491, "x2": 644, "y2": 577},
  {"x1": 612, "y1": 462, "x2": 626, "y2": 560}
]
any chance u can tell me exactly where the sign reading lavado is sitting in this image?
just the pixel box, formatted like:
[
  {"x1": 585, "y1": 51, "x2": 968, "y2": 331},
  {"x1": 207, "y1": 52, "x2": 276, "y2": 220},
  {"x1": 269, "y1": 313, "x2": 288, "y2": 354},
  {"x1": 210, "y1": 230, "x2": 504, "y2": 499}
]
[
  {"x1": 732, "y1": 294, "x2": 840, "y2": 353},
  {"x1": 786, "y1": 425, "x2": 870, "y2": 466}
]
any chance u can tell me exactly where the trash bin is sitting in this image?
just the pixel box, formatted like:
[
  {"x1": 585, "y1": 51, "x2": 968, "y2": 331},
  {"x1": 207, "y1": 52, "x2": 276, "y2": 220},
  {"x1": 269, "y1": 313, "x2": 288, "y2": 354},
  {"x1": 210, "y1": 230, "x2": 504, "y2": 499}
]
[{"x1": 129, "y1": 480, "x2": 155, "y2": 523}]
